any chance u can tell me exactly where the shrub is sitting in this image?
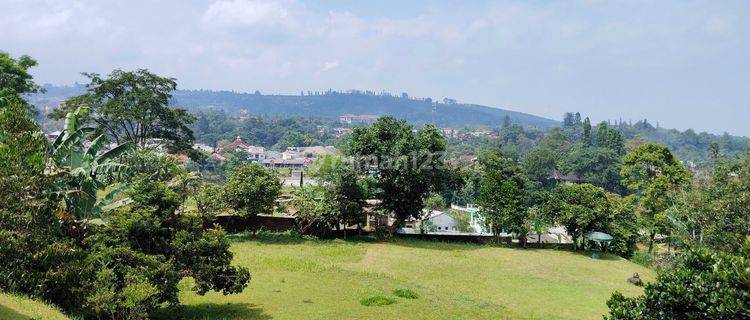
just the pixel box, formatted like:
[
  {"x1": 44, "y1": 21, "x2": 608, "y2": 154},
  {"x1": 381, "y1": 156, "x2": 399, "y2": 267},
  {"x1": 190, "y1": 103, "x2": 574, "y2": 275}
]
[
  {"x1": 629, "y1": 251, "x2": 653, "y2": 267},
  {"x1": 393, "y1": 289, "x2": 419, "y2": 299},
  {"x1": 606, "y1": 239, "x2": 750, "y2": 320},
  {"x1": 359, "y1": 295, "x2": 396, "y2": 306}
]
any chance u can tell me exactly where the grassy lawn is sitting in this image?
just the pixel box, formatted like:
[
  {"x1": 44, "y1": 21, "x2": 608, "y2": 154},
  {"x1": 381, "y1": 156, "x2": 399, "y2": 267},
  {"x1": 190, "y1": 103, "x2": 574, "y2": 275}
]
[
  {"x1": 165, "y1": 235, "x2": 654, "y2": 320},
  {"x1": 0, "y1": 293, "x2": 70, "y2": 320}
]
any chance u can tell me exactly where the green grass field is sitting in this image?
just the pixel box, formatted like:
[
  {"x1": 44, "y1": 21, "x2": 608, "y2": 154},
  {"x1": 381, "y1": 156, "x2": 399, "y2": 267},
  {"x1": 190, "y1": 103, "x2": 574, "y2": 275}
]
[
  {"x1": 0, "y1": 293, "x2": 70, "y2": 320},
  {"x1": 163, "y1": 235, "x2": 653, "y2": 320}
]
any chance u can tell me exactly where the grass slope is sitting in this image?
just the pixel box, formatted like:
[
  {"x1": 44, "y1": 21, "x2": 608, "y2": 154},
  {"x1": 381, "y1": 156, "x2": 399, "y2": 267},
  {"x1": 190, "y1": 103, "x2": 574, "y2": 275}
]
[
  {"x1": 166, "y1": 236, "x2": 653, "y2": 320},
  {"x1": 0, "y1": 293, "x2": 70, "y2": 320}
]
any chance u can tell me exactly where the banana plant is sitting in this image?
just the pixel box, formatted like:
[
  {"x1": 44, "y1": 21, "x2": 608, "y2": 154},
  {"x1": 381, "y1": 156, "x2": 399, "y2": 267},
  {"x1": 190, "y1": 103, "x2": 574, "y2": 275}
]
[{"x1": 47, "y1": 106, "x2": 134, "y2": 220}]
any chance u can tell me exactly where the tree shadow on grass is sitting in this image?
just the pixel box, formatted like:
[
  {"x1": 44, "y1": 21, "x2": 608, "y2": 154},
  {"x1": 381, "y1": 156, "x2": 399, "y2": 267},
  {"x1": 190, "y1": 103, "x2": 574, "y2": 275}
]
[
  {"x1": 227, "y1": 232, "x2": 379, "y2": 245},
  {"x1": 0, "y1": 304, "x2": 29, "y2": 320},
  {"x1": 571, "y1": 250, "x2": 623, "y2": 261},
  {"x1": 154, "y1": 302, "x2": 272, "y2": 320},
  {"x1": 227, "y1": 232, "x2": 307, "y2": 244},
  {"x1": 383, "y1": 237, "x2": 488, "y2": 252}
]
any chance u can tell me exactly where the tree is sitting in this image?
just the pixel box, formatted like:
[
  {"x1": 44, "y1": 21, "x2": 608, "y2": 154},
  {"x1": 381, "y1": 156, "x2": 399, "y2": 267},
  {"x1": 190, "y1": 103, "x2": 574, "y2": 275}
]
[
  {"x1": 288, "y1": 185, "x2": 335, "y2": 236},
  {"x1": 545, "y1": 183, "x2": 612, "y2": 250},
  {"x1": 0, "y1": 52, "x2": 43, "y2": 110},
  {"x1": 606, "y1": 239, "x2": 750, "y2": 320},
  {"x1": 194, "y1": 183, "x2": 226, "y2": 226},
  {"x1": 670, "y1": 151, "x2": 750, "y2": 254},
  {"x1": 223, "y1": 164, "x2": 282, "y2": 217},
  {"x1": 595, "y1": 122, "x2": 625, "y2": 156},
  {"x1": 603, "y1": 194, "x2": 639, "y2": 257},
  {"x1": 0, "y1": 99, "x2": 87, "y2": 310},
  {"x1": 48, "y1": 106, "x2": 133, "y2": 221},
  {"x1": 324, "y1": 165, "x2": 368, "y2": 234},
  {"x1": 347, "y1": 117, "x2": 448, "y2": 235},
  {"x1": 424, "y1": 193, "x2": 446, "y2": 212},
  {"x1": 50, "y1": 69, "x2": 196, "y2": 152},
  {"x1": 87, "y1": 179, "x2": 250, "y2": 318},
  {"x1": 582, "y1": 117, "x2": 592, "y2": 145},
  {"x1": 558, "y1": 144, "x2": 623, "y2": 193},
  {"x1": 523, "y1": 128, "x2": 570, "y2": 186},
  {"x1": 476, "y1": 153, "x2": 528, "y2": 243},
  {"x1": 621, "y1": 143, "x2": 690, "y2": 253}
]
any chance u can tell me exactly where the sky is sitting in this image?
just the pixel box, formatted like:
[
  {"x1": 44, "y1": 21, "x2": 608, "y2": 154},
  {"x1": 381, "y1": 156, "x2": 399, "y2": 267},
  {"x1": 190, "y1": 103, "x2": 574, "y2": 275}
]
[{"x1": 2, "y1": 0, "x2": 749, "y2": 136}]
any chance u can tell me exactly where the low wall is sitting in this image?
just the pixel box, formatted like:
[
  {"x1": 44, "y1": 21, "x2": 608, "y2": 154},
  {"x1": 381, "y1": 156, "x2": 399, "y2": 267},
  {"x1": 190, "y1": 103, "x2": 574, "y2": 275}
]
[
  {"x1": 215, "y1": 215, "x2": 296, "y2": 233},
  {"x1": 214, "y1": 216, "x2": 574, "y2": 250}
]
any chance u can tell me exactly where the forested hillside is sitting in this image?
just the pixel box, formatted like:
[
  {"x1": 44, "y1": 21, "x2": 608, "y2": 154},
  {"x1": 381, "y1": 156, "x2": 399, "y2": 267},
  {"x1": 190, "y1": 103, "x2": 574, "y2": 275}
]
[{"x1": 30, "y1": 85, "x2": 558, "y2": 128}]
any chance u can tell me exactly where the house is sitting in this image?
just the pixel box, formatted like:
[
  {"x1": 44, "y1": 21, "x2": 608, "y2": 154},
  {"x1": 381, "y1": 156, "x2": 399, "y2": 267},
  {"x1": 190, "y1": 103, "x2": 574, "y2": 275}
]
[
  {"x1": 261, "y1": 158, "x2": 307, "y2": 169},
  {"x1": 549, "y1": 170, "x2": 585, "y2": 184},
  {"x1": 339, "y1": 114, "x2": 379, "y2": 125},
  {"x1": 225, "y1": 136, "x2": 252, "y2": 152},
  {"x1": 282, "y1": 146, "x2": 338, "y2": 160},
  {"x1": 333, "y1": 127, "x2": 352, "y2": 137},
  {"x1": 423, "y1": 210, "x2": 461, "y2": 232},
  {"x1": 297, "y1": 146, "x2": 337, "y2": 158},
  {"x1": 246, "y1": 146, "x2": 267, "y2": 162},
  {"x1": 264, "y1": 150, "x2": 282, "y2": 160},
  {"x1": 192, "y1": 143, "x2": 214, "y2": 153}
]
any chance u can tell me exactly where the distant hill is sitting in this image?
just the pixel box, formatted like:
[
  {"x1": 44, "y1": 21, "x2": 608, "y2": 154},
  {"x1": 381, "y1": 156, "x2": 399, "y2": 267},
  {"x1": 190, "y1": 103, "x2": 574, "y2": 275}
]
[
  {"x1": 171, "y1": 90, "x2": 559, "y2": 128},
  {"x1": 30, "y1": 85, "x2": 559, "y2": 128}
]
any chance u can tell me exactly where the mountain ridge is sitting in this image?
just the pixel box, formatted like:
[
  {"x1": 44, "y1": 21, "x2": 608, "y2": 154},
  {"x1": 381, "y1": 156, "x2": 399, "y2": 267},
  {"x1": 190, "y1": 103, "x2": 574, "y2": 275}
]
[{"x1": 31, "y1": 84, "x2": 559, "y2": 128}]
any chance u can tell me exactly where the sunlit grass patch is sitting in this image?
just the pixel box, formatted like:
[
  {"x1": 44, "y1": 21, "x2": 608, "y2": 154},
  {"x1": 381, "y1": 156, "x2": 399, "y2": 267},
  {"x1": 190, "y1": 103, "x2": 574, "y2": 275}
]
[
  {"x1": 359, "y1": 295, "x2": 396, "y2": 306},
  {"x1": 393, "y1": 289, "x2": 419, "y2": 299}
]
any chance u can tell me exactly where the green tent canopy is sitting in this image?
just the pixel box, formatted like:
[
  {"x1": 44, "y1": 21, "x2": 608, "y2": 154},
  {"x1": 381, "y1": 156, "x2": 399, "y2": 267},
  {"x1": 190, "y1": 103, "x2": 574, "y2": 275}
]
[
  {"x1": 585, "y1": 232, "x2": 613, "y2": 242},
  {"x1": 584, "y1": 232, "x2": 613, "y2": 259}
]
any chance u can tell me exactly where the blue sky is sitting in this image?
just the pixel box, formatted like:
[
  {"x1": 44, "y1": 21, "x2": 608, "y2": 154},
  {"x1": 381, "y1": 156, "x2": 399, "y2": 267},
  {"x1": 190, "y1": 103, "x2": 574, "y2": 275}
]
[{"x1": 2, "y1": 0, "x2": 749, "y2": 136}]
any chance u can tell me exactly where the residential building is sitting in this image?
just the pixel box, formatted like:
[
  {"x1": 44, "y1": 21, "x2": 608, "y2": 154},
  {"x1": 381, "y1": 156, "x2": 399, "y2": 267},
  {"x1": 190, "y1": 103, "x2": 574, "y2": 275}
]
[{"x1": 339, "y1": 114, "x2": 379, "y2": 125}]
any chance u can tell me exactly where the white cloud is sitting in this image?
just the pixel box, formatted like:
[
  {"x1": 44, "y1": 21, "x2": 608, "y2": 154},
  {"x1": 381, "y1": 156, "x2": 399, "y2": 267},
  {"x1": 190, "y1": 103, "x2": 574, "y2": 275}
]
[
  {"x1": 320, "y1": 60, "x2": 339, "y2": 72},
  {"x1": 202, "y1": 0, "x2": 290, "y2": 29}
]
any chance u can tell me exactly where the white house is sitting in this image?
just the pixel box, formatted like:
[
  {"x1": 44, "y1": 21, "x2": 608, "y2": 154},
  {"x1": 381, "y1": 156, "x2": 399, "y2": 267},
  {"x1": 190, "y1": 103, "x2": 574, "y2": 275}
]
[{"x1": 424, "y1": 210, "x2": 460, "y2": 232}]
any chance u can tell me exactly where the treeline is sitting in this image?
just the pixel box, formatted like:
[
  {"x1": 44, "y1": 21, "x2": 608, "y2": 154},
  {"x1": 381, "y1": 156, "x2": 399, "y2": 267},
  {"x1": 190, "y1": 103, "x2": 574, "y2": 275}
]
[{"x1": 192, "y1": 108, "x2": 339, "y2": 149}]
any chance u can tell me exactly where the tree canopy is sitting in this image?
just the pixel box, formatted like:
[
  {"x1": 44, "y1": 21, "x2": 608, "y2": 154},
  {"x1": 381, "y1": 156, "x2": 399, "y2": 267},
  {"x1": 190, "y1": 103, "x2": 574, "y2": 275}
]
[
  {"x1": 0, "y1": 52, "x2": 43, "y2": 110},
  {"x1": 50, "y1": 69, "x2": 196, "y2": 152},
  {"x1": 347, "y1": 116, "x2": 448, "y2": 234}
]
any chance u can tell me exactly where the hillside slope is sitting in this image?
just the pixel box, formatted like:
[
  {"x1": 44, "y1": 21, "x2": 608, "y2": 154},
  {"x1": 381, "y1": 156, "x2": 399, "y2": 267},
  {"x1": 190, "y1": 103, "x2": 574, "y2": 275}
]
[
  {"x1": 0, "y1": 293, "x2": 70, "y2": 320},
  {"x1": 165, "y1": 236, "x2": 653, "y2": 320},
  {"x1": 172, "y1": 90, "x2": 559, "y2": 127},
  {"x1": 31, "y1": 85, "x2": 559, "y2": 128}
]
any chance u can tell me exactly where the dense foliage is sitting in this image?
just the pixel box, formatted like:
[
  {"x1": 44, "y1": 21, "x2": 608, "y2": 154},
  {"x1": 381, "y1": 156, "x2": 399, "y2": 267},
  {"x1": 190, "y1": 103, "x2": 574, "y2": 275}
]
[
  {"x1": 223, "y1": 163, "x2": 282, "y2": 217},
  {"x1": 49, "y1": 70, "x2": 196, "y2": 152},
  {"x1": 0, "y1": 64, "x2": 250, "y2": 319},
  {"x1": 606, "y1": 239, "x2": 750, "y2": 320},
  {"x1": 476, "y1": 153, "x2": 529, "y2": 241},
  {"x1": 347, "y1": 116, "x2": 449, "y2": 234},
  {"x1": 0, "y1": 52, "x2": 43, "y2": 111}
]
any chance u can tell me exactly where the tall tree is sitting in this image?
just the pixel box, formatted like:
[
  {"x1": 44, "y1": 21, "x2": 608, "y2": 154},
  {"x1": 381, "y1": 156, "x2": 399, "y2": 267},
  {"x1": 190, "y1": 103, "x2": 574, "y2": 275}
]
[
  {"x1": 582, "y1": 117, "x2": 592, "y2": 145},
  {"x1": 347, "y1": 117, "x2": 448, "y2": 235},
  {"x1": 595, "y1": 122, "x2": 626, "y2": 155},
  {"x1": 476, "y1": 153, "x2": 528, "y2": 242},
  {"x1": 621, "y1": 143, "x2": 690, "y2": 253},
  {"x1": 50, "y1": 69, "x2": 196, "y2": 151}
]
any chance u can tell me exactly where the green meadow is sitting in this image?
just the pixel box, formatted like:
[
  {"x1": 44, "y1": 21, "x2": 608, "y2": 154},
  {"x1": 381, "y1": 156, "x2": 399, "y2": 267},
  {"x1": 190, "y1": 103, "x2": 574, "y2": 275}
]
[{"x1": 161, "y1": 235, "x2": 652, "y2": 320}]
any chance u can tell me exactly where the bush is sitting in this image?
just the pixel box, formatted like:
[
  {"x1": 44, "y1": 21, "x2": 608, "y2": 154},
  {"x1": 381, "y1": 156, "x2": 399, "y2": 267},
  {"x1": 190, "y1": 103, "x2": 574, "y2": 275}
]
[
  {"x1": 359, "y1": 295, "x2": 396, "y2": 306},
  {"x1": 393, "y1": 289, "x2": 419, "y2": 299},
  {"x1": 629, "y1": 251, "x2": 653, "y2": 267},
  {"x1": 606, "y1": 239, "x2": 750, "y2": 320}
]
